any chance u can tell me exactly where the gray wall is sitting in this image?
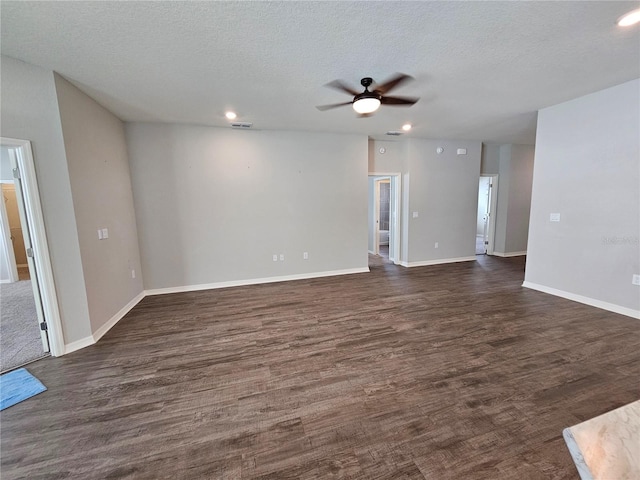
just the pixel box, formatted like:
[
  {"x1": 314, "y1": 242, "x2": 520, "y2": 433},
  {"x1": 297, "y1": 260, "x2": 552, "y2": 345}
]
[
  {"x1": 369, "y1": 138, "x2": 482, "y2": 264},
  {"x1": 126, "y1": 123, "x2": 368, "y2": 290},
  {"x1": 369, "y1": 139, "x2": 409, "y2": 261},
  {"x1": 54, "y1": 74, "x2": 144, "y2": 334},
  {"x1": 1, "y1": 146, "x2": 13, "y2": 181},
  {"x1": 481, "y1": 143, "x2": 500, "y2": 174},
  {"x1": 525, "y1": 79, "x2": 640, "y2": 314},
  {"x1": 0, "y1": 55, "x2": 92, "y2": 343},
  {"x1": 494, "y1": 144, "x2": 534, "y2": 254},
  {"x1": 406, "y1": 139, "x2": 482, "y2": 262}
]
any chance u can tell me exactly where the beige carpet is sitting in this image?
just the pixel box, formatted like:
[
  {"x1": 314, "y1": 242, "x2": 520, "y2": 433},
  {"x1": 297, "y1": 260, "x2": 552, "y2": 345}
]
[{"x1": 0, "y1": 280, "x2": 46, "y2": 372}]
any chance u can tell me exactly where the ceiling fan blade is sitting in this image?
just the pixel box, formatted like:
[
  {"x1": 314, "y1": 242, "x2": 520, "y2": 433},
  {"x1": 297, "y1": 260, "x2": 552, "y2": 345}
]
[
  {"x1": 374, "y1": 73, "x2": 414, "y2": 94},
  {"x1": 325, "y1": 79, "x2": 360, "y2": 96},
  {"x1": 381, "y1": 95, "x2": 419, "y2": 106},
  {"x1": 316, "y1": 101, "x2": 353, "y2": 111}
]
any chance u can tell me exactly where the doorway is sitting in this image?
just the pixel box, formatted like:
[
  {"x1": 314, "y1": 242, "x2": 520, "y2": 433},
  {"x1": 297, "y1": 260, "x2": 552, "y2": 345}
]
[
  {"x1": 1, "y1": 138, "x2": 64, "y2": 369},
  {"x1": 368, "y1": 173, "x2": 400, "y2": 264},
  {"x1": 476, "y1": 175, "x2": 497, "y2": 255},
  {"x1": 376, "y1": 178, "x2": 390, "y2": 258}
]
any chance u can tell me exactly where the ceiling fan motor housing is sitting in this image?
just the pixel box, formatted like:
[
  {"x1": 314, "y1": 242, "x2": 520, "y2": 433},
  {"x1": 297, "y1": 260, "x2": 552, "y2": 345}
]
[{"x1": 360, "y1": 77, "x2": 374, "y2": 88}]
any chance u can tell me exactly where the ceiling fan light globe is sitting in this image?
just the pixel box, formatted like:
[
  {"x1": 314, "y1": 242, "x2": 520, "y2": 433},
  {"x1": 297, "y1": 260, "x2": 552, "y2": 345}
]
[{"x1": 353, "y1": 98, "x2": 381, "y2": 114}]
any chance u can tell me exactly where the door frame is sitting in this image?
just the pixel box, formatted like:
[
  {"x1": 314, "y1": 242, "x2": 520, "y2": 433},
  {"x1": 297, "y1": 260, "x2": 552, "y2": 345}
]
[
  {"x1": 373, "y1": 178, "x2": 381, "y2": 255},
  {"x1": 369, "y1": 172, "x2": 401, "y2": 264},
  {"x1": 2, "y1": 137, "x2": 64, "y2": 357},
  {"x1": 0, "y1": 182, "x2": 19, "y2": 283},
  {"x1": 481, "y1": 174, "x2": 498, "y2": 256}
]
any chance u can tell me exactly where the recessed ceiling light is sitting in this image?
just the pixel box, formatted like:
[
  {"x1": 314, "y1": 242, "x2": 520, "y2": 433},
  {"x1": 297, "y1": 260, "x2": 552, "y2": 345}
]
[
  {"x1": 617, "y1": 8, "x2": 640, "y2": 27},
  {"x1": 402, "y1": 123, "x2": 412, "y2": 131},
  {"x1": 225, "y1": 111, "x2": 237, "y2": 120}
]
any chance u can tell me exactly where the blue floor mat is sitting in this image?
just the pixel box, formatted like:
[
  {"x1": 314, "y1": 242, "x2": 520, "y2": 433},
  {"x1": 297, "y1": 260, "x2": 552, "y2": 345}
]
[{"x1": 0, "y1": 367, "x2": 47, "y2": 410}]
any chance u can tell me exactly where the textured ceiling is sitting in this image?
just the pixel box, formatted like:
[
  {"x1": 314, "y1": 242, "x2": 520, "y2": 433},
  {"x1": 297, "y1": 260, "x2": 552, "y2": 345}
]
[{"x1": 1, "y1": 1, "x2": 639, "y2": 144}]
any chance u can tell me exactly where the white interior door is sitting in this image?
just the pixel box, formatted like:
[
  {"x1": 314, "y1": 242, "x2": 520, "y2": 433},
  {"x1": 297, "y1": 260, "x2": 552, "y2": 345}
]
[
  {"x1": 374, "y1": 179, "x2": 381, "y2": 255},
  {"x1": 0, "y1": 187, "x2": 19, "y2": 283},
  {"x1": 8, "y1": 149, "x2": 50, "y2": 353},
  {"x1": 389, "y1": 176, "x2": 398, "y2": 262}
]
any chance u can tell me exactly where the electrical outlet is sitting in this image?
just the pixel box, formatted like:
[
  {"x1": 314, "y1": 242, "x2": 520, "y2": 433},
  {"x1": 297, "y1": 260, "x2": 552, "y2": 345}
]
[
  {"x1": 280, "y1": 254, "x2": 285, "y2": 261},
  {"x1": 272, "y1": 254, "x2": 278, "y2": 262},
  {"x1": 435, "y1": 242, "x2": 439, "y2": 248},
  {"x1": 131, "y1": 269, "x2": 136, "y2": 279},
  {"x1": 633, "y1": 274, "x2": 640, "y2": 286},
  {"x1": 303, "y1": 252, "x2": 309, "y2": 260}
]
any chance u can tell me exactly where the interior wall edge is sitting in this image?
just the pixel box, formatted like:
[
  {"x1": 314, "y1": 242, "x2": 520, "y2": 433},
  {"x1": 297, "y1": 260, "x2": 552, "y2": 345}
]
[{"x1": 522, "y1": 281, "x2": 640, "y2": 320}]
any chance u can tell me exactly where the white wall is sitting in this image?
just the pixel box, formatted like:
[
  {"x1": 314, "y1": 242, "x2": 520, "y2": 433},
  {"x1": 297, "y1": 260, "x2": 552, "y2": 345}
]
[
  {"x1": 0, "y1": 55, "x2": 92, "y2": 343},
  {"x1": 525, "y1": 79, "x2": 640, "y2": 317},
  {"x1": 54, "y1": 74, "x2": 144, "y2": 334},
  {"x1": 126, "y1": 123, "x2": 368, "y2": 290},
  {"x1": 494, "y1": 144, "x2": 534, "y2": 255}
]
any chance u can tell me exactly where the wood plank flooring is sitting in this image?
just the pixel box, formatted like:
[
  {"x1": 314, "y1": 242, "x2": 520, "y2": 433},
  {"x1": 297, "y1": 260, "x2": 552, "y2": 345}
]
[{"x1": 2, "y1": 255, "x2": 639, "y2": 479}]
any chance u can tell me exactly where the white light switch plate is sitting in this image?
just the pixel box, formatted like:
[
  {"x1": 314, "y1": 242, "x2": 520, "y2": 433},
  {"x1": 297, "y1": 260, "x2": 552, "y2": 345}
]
[
  {"x1": 550, "y1": 213, "x2": 561, "y2": 222},
  {"x1": 412, "y1": 211, "x2": 419, "y2": 218},
  {"x1": 101, "y1": 228, "x2": 109, "y2": 238}
]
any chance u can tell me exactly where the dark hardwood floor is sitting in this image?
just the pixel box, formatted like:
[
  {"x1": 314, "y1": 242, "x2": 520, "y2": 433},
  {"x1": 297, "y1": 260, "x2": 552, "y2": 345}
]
[{"x1": 2, "y1": 255, "x2": 639, "y2": 479}]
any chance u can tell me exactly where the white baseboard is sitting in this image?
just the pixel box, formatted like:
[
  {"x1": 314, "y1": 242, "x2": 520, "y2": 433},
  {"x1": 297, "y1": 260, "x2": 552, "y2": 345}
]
[
  {"x1": 522, "y1": 281, "x2": 640, "y2": 319},
  {"x1": 493, "y1": 251, "x2": 527, "y2": 257},
  {"x1": 398, "y1": 256, "x2": 477, "y2": 268},
  {"x1": 64, "y1": 290, "x2": 146, "y2": 354},
  {"x1": 0, "y1": 279, "x2": 12, "y2": 284},
  {"x1": 145, "y1": 267, "x2": 371, "y2": 296},
  {"x1": 64, "y1": 335, "x2": 95, "y2": 355},
  {"x1": 92, "y1": 290, "x2": 145, "y2": 342},
  {"x1": 368, "y1": 250, "x2": 375, "y2": 255}
]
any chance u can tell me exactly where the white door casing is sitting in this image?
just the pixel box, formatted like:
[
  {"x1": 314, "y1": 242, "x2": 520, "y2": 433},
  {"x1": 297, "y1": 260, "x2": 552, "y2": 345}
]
[{"x1": 2, "y1": 137, "x2": 64, "y2": 356}]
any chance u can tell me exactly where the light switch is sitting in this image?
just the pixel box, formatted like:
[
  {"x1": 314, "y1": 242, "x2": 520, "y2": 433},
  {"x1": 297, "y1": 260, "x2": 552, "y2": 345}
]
[
  {"x1": 457, "y1": 148, "x2": 467, "y2": 155},
  {"x1": 412, "y1": 211, "x2": 419, "y2": 218},
  {"x1": 550, "y1": 213, "x2": 561, "y2": 222},
  {"x1": 101, "y1": 228, "x2": 109, "y2": 238},
  {"x1": 97, "y1": 229, "x2": 103, "y2": 240}
]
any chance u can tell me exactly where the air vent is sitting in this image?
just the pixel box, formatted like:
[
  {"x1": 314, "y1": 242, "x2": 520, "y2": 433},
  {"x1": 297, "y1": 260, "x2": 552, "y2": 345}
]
[
  {"x1": 231, "y1": 122, "x2": 253, "y2": 129},
  {"x1": 386, "y1": 131, "x2": 403, "y2": 136}
]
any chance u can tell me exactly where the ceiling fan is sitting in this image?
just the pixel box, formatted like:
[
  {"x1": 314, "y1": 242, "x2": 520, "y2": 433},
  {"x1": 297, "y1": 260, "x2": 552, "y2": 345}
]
[{"x1": 316, "y1": 73, "x2": 419, "y2": 116}]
